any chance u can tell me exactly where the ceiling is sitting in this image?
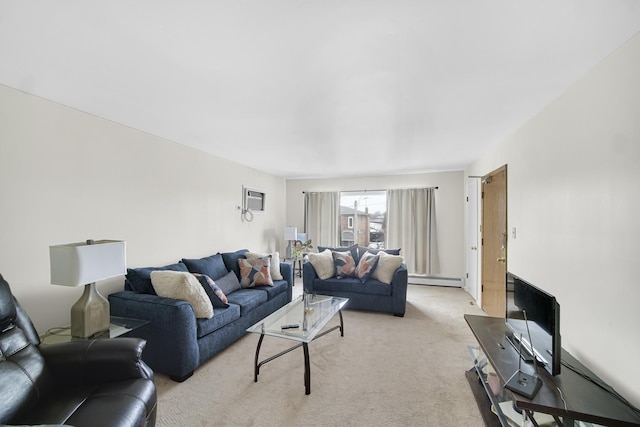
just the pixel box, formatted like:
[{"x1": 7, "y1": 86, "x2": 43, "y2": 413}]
[{"x1": 2, "y1": 1, "x2": 640, "y2": 179}]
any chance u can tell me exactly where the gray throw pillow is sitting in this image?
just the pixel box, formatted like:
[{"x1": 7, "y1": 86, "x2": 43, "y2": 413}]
[{"x1": 215, "y1": 271, "x2": 242, "y2": 295}]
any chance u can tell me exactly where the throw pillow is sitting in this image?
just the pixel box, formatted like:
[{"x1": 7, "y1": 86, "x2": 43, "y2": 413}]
[
  {"x1": 332, "y1": 250, "x2": 356, "y2": 279},
  {"x1": 215, "y1": 271, "x2": 242, "y2": 295},
  {"x1": 319, "y1": 244, "x2": 359, "y2": 264},
  {"x1": 150, "y1": 270, "x2": 214, "y2": 318},
  {"x1": 245, "y1": 251, "x2": 284, "y2": 280},
  {"x1": 372, "y1": 251, "x2": 404, "y2": 284},
  {"x1": 181, "y1": 254, "x2": 228, "y2": 281},
  {"x1": 194, "y1": 274, "x2": 229, "y2": 308},
  {"x1": 356, "y1": 251, "x2": 380, "y2": 283},
  {"x1": 238, "y1": 257, "x2": 273, "y2": 287},
  {"x1": 308, "y1": 249, "x2": 334, "y2": 280}
]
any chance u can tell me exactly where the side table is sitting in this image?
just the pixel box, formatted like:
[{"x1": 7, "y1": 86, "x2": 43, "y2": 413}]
[{"x1": 40, "y1": 315, "x2": 149, "y2": 345}]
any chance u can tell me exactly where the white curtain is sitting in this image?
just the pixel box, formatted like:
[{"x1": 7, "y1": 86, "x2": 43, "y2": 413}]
[
  {"x1": 304, "y1": 192, "x2": 340, "y2": 248},
  {"x1": 386, "y1": 188, "x2": 439, "y2": 275}
]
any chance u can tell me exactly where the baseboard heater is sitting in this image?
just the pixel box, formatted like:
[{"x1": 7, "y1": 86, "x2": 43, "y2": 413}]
[{"x1": 408, "y1": 275, "x2": 464, "y2": 287}]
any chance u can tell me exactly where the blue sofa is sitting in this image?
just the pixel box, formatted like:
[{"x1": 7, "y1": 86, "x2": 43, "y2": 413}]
[
  {"x1": 303, "y1": 246, "x2": 408, "y2": 317},
  {"x1": 109, "y1": 249, "x2": 293, "y2": 382}
]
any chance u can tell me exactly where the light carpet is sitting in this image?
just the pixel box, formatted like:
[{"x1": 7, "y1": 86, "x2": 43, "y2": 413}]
[{"x1": 154, "y1": 284, "x2": 487, "y2": 426}]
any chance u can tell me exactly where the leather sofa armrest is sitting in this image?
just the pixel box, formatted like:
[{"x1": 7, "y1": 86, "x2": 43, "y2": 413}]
[{"x1": 40, "y1": 337, "x2": 153, "y2": 386}]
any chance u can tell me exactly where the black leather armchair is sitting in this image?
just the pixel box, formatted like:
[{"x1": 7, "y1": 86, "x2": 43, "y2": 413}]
[{"x1": 0, "y1": 273, "x2": 157, "y2": 427}]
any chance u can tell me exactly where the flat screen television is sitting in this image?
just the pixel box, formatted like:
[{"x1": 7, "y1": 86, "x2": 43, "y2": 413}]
[{"x1": 505, "y1": 271, "x2": 561, "y2": 376}]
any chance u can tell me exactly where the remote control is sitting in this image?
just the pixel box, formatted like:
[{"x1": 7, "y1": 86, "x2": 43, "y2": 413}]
[{"x1": 281, "y1": 324, "x2": 299, "y2": 329}]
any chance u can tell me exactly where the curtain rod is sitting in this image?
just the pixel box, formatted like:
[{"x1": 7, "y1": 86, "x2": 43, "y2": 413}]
[{"x1": 302, "y1": 186, "x2": 438, "y2": 193}]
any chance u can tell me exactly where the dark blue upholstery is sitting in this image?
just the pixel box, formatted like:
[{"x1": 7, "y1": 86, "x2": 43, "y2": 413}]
[
  {"x1": 125, "y1": 262, "x2": 189, "y2": 295},
  {"x1": 303, "y1": 260, "x2": 407, "y2": 316},
  {"x1": 181, "y1": 254, "x2": 228, "y2": 281},
  {"x1": 110, "y1": 258, "x2": 293, "y2": 381}
]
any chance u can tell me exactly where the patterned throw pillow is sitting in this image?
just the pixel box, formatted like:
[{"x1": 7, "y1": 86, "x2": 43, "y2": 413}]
[
  {"x1": 356, "y1": 251, "x2": 380, "y2": 283},
  {"x1": 332, "y1": 250, "x2": 356, "y2": 279},
  {"x1": 245, "y1": 251, "x2": 283, "y2": 280},
  {"x1": 238, "y1": 257, "x2": 273, "y2": 287}
]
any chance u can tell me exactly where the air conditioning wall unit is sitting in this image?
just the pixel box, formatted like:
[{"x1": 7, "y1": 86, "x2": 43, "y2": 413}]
[{"x1": 243, "y1": 186, "x2": 266, "y2": 213}]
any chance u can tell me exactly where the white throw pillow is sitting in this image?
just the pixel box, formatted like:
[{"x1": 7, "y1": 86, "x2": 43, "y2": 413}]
[
  {"x1": 245, "y1": 251, "x2": 283, "y2": 280},
  {"x1": 372, "y1": 251, "x2": 404, "y2": 284},
  {"x1": 150, "y1": 270, "x2": 214, "y2": 318},
  {"x1": 308, "y1": 249, "x2": 334, "y2": 280}
]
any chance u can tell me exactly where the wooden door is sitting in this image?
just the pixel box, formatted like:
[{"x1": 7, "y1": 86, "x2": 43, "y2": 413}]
[{"x1": 481, "y1": 165, "x2": 507, "y2": 317}]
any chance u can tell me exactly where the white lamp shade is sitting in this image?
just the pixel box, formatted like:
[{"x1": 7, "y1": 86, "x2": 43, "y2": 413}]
[
  {"x1": 284, "y1": 227, "x2": 298, "y2": 241},
  {"x1": 50, "y1": 240, "x2": 126, "y2": 286}
]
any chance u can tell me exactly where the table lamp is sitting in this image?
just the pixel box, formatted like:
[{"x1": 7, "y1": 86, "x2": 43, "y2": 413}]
[
  {"x1": 49, "y1": 239, "x2": 126, "y2": 338},
  {"x1": 284, "y1": 226, "x2": 297, "y2": 260}
]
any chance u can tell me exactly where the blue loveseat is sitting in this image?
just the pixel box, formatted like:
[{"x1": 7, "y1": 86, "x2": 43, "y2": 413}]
[
  {"x1": 109, "y1": 249, "x2": 293, "y2": 382},
  {"x1": 303, "y1": 246, "x2": 408, "y2": 317}
]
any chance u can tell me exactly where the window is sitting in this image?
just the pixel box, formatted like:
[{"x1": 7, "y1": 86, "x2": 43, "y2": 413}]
[{"x1": 339, "y1": 191, "x2": 386, "y2": 248}]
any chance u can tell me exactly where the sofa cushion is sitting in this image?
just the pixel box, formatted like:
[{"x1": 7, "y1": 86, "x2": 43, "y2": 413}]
[
  {"x1": 150, "y1": 271, "x2": 213, "y2": 319},
  {"x1": 372, "y1": 251, "x2": 404, "y2": 285},
  {"x1": 221, "y1": 249, "x2": 249, "y2": 280},
  {"x1": 312, "y1": 277, "x2": 392, "y2": 296},
  {"x1": 182, "y1": 253, "x2": 228, "y2": 281},
  {"x1": 194, "y1": 274, "x2": 229, "y2": 308},
  {"x1": 356, "y1": 252, "x2": 380, "y2": 282},
  {"x1": 308, "y1": 249, "x2": 334, "y2": 280},
  {"x1": 246, "y1": 251, "x2": 283, "y2": 280},
  {"x1": 253, "y1": 279, "x2": 288, "y2": 300},
  {"x1": 332, "y1": 250, "x2": 356, "y2": 279},
  {"x1": 196, "y1": 304, "x2": 241, "y2": 338},
  {"x1": 215, "y1": 271, "x2": 242, "y2": 295},
  {"x1": 225, "y1": 289, "x2": 268, "y2": 315},
  {"x1": 126, "y1": 262, "x2": 190, "y2": 295},
  {"x1": 239, "y1": 257, "x2": 273, "y2": 287}
]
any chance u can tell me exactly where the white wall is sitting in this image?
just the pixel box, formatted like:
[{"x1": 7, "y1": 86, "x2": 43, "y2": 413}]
[
  {"x1": 467, "y1": 33, "x2": 640, "y2": 406},
  {"x1": 285, "y1": 171, "x2": 464, "y2": 279},
  {"x1": 0, "y1": 84, "x2": 287, "y2": 333}
]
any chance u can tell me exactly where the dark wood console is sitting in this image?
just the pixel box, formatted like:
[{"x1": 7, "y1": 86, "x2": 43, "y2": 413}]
[{"x1": 465, "y1": 314, "x2": 640, "y2": 426}]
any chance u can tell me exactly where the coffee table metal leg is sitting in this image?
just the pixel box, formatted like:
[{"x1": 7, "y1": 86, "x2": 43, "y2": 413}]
[
  {"x1": 339, "y1": 310, "x2": 344, "y2": 336},
  {"x1": 303, "y1": 342, "x2": 310, "y2": 395},
  {"x1": 254, "y1": 333, "x2": 265, "y2": 382}
]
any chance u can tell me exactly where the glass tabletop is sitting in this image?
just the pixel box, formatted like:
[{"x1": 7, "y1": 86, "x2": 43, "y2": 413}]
[
  {"x1": 247, "y1": 294, "x2": 348, "y2": 343},
  {"x1": 40, "y1": 316, "x2": 149, "y2": 344}
]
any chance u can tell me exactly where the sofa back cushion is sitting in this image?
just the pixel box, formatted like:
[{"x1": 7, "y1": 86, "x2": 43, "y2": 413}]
[
  {"x1": 221, "y1": 249, "x2": 249, "y2": 280},
  {"x1": 125, "y1": 262, "x2": 189, "y2": 295},
  {"x1": 182, "y1": 254, "x2": 228, "y2": 281},
  {"x1": 1, "y1": 277, "x2": 53, "y2": 424}
]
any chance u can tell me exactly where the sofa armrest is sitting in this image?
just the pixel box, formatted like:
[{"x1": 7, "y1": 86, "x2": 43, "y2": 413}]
[
  {"x1": 279, "y1": 261, "x2": 294, "y2": 302},
  {"x1": 302, "y1": 261, "x2": 318, "y2": 294},
  {"x1": 389, "y1": 263, "x2": 409, "y2": 316},
  {"x1": 40, "y1": 337, "x2": 153, "y2": 386},
  {"x1": 108, "y1": 291, "x2": 199, "y2": 380}
]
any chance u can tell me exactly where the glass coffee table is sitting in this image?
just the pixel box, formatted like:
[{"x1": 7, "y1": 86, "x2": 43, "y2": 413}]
[{"x1": 247, "y1": 293, "x2": 349, "y2": 395}]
